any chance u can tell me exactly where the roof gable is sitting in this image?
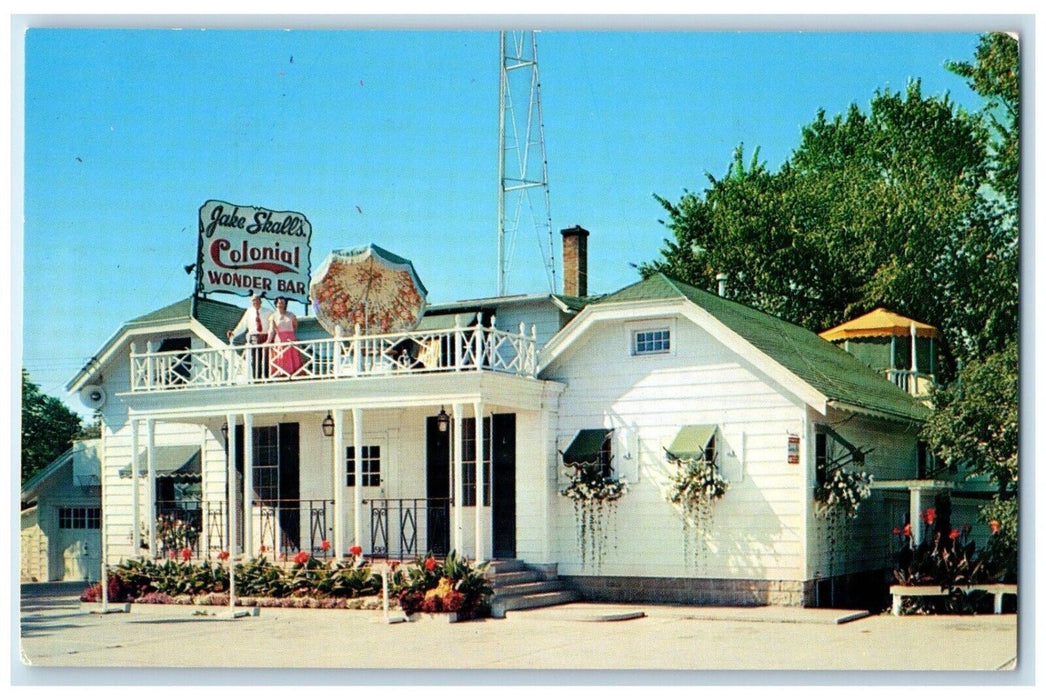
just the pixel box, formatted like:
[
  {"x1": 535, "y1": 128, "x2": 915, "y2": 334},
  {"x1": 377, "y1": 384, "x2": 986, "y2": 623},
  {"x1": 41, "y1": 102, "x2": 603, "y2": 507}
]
[{"x1": 564, "y1": 274, "x2": 928, "y2": 422}]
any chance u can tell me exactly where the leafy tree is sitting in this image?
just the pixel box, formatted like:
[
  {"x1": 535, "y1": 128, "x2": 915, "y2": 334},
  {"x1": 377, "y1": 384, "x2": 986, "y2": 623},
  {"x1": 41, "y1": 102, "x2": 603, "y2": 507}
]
[
  {"x1": 21, "y1": 369, "x2": 83, "y2": 483},
  {"x1": 645, "y1": 80, "x2": 1012, "y2": 374},
  {"x1": 645, "y1": 34, "x2": 1020, "y2": 563},
  {"x1": 947, "y1": 32, "x2": 1020, "y2": 206}
]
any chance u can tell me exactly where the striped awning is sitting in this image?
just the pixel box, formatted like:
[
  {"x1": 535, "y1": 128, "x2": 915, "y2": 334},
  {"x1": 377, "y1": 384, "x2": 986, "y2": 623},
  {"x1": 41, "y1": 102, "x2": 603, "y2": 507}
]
[
  {"x1": 665, "y1": 424, "x2": 716, "y2": 461},
  {"x1": 119, "y1": 445, "x2": 201, "y2": 482}
]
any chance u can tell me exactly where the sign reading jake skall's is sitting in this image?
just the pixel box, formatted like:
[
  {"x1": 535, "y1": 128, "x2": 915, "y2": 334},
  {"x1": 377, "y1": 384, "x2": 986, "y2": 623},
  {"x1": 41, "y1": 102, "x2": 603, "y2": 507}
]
[{"x1": 197, "y1": 200, "x2": 312, "y2": 303}]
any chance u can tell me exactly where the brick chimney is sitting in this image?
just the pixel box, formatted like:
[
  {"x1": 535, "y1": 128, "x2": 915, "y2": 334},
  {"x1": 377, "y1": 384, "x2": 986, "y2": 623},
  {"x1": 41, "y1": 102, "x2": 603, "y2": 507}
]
[{"x1": 561, "y1": 225, "x2": 589, "y2": 297}]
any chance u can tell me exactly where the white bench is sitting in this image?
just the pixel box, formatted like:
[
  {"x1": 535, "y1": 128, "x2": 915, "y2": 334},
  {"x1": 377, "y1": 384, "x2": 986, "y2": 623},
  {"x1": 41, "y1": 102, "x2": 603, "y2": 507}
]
[{"x1": 890, "y1": 583, "x2": 1018, "y2": 615}]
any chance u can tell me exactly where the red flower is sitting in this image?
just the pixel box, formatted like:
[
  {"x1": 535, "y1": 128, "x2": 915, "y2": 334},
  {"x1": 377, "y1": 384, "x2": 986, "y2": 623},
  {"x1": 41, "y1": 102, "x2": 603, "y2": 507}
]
[
  {"x1": 217, "y1": 550, "x2": 230, "y2": 561},
  {"x1": 892, "y1": 527, "x2": 901, "y2": 536},
  {"x1": 902, "y1": 523, "x2": 912, "y2": 537},
  {"x1": 949, "y1": 528, "x2": 960, "y2": 541},
  {"x1": 294, "y1": 551, "x2": 310, "y2": 565},
  {"x1": 921, "y1": 508, "x2": 936, "y2": 525},
  {"x1": 424, "y1": 556, "x2": 437, "y2": 572},
  {"x1": 259, "y1": 545, "x2": 267, "y2": 553},
  {"x1": 181, "y1": 547, "x2": 192, "y2": 562},
  {"x1": 349, "y1": 544, "x2": 363, "y2": 557},
  {"x1": 321, "y1": 539, "x2": 331, "y2": 551},
  {"x1": 990, "y1": 520, "x2": 1001, "y2": 534}
]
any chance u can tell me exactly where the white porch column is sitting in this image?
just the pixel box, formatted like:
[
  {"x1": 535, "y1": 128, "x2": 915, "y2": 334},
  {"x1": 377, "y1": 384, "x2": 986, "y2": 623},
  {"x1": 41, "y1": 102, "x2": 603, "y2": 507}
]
[
  {"x1": 199, "y1": 426, "x2": 209, "y2": 557},
  {"x1": 130, "y1": 418, "x2": 140, "y2": 559},
  {"x1": 332, "y1": 409, "x2": 345, "y2": 558},
  {"x1": 146, "y1": 419, "x2": 156, "y2": 558},
  {"x1": 453, "y1": 403, "x2": 464, "y2": 554},
  {"x1": 910, "y1": 487, "x2": 923, "y2": 546},
  {"x1": 225, "y1": 413, "x2": 237, "y2": 555},
  {"x1": 352, "y1": 408, "x2": 363, "y2": 549},
  {"x1": 225, "y1": 413, "x2": 238, "y2": 610},
  {"x1": 474, "y1": 401, "x2": 486, "y2": 562},
  {"x1": 243, "y1": 413, "x2": 254, "y2": 556}
]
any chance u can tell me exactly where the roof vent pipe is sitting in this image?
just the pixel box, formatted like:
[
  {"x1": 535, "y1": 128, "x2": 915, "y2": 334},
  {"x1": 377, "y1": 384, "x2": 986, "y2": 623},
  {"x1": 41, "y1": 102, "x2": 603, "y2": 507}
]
[{"x1": 716, "y1": 272, "x2": 728, "y2": 297}]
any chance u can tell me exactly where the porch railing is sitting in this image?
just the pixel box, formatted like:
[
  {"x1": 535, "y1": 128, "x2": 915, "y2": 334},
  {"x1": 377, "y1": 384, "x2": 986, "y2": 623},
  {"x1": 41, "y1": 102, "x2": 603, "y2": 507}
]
[
  {"x1": 254, "y1": 499, "x2": 336, "y2": 560},
  {"x1": 367, "y1": 498, "x2": 451, "y2": 561},
  {"x1": 154, "y1": 499, "x2": 225, "y2": 559},
  {"x1": 129, "y1": 321, "x2": 538, "y2": 392}
]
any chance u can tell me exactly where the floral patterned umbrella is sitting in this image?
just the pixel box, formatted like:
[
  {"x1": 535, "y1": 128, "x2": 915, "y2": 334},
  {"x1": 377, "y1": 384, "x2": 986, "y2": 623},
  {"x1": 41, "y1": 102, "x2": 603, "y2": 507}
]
[{"x1": 309, "y1": 244, "x2": 428, "y2": 335}]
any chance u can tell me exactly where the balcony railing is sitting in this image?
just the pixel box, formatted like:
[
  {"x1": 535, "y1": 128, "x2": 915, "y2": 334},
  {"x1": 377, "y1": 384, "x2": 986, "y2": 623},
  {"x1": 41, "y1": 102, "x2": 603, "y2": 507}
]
[
  {"x1": 884, "y1": 369, "x2": 935, "y2": 398},
  {"x1": 129, "y1": 322, "x2": 538, "y2": 392}
]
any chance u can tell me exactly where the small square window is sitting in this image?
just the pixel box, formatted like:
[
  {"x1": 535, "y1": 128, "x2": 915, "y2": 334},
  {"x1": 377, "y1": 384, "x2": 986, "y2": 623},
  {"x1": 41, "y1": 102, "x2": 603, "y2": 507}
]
[
  {"x1": 346, "y1": 445, "x2": 381, "y2": 487},
  {"x1": 633, "y1": 328, "x2": 671, "y2": 355}
]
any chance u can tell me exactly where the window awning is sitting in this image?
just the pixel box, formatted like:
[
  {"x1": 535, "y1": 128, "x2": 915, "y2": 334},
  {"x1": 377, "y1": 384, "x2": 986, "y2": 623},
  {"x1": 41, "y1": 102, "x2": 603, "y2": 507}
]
[
  {"x1": 665, "y1": 424, "x2": 716, "y2": 461},
  {"x1": 118, "y1": 445, "x2": 201, "y2": 482},
  {"x1": 562, "y1": 428, "x2": 612, "y2": 465}
]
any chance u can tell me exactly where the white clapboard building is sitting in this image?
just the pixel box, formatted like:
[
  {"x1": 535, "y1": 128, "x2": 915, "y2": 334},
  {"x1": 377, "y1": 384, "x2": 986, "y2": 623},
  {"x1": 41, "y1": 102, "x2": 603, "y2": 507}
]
[{"x1": 67, "y1": 227, "x2": 987, "y2": 608}]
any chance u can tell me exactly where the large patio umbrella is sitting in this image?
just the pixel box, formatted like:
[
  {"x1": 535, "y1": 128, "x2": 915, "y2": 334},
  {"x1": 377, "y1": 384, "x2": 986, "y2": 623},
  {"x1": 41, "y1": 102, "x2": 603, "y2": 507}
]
[{"x1": 309, "y1": 244, "x2": 428, "y2": 335}]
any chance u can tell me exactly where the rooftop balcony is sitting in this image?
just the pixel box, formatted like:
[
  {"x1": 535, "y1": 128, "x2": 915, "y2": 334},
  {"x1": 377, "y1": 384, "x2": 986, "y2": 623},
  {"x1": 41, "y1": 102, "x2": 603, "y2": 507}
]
[{"x1": 129, "y1": 322, "x2": 538, "y2": 393}]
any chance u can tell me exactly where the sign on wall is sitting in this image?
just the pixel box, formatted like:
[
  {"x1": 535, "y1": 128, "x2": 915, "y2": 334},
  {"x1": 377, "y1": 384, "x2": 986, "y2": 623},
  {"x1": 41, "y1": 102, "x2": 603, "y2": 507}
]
[
  {"x1": 196, "y1": 200, "x2": 312, "y2": 303},
  {"x1": 787, "y1": 435, "x2": 800, "y2": 464}
]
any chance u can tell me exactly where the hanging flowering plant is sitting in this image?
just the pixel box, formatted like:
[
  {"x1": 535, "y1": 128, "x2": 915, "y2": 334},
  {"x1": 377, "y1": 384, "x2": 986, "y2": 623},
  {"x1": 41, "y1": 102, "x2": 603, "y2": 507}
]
[
  {"x1": 814, "y1": 467, "x2": 872, "y2": 520},
  {"x1": 667, "y1": 456, "x2": 729, "y2": 564},
  {"x1": 560, "y1": 462, "x2": 628, "y2": 570}
]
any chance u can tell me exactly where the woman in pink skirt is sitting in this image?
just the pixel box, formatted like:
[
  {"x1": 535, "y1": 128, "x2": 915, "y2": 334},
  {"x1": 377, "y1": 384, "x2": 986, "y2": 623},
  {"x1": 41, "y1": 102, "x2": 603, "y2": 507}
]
[{"x1": 265, "y1": 296, "x2": 303, "y2": 378}]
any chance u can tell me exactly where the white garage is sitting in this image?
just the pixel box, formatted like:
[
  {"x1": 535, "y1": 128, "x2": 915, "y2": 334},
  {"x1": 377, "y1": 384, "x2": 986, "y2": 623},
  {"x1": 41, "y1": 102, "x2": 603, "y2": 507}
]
[{"x1": 21, "y1": 440, "x2": 102, "y2": 582}]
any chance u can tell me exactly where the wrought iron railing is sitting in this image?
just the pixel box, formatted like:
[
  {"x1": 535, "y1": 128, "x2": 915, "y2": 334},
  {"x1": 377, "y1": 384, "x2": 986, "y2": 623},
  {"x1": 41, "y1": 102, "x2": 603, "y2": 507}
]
[
  {"x1": 367, "y1": 498, "x2": 451, "y2": 561},
  {"x1": 129, "y1": 321, "x2": 538, "y2": 392},
  {"x1": 154, "y1": 499, "x2": 225, "y2": 559},
  {"x1": 254, "y1": 499, "x2": 335, "y2": 559}
]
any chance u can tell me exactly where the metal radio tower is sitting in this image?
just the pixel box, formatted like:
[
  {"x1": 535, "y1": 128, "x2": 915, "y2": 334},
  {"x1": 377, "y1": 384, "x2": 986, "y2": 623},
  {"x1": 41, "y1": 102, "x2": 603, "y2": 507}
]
[{"x1": 497, "y1": 30, "x2": 555, "y2": 296}]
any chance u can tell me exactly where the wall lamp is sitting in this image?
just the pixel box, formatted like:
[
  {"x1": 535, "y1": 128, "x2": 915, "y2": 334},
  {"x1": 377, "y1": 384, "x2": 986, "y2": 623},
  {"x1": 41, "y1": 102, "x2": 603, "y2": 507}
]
[{"x1": 322, "y1": 411, "x2": 335, "y2": 438}]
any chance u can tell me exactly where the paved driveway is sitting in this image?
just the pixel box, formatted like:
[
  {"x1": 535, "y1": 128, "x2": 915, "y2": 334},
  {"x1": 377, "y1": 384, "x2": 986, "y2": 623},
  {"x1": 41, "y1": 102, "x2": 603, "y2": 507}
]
[{"x1": 16, "y1": 582, "x2": 1020, "y2": 683}]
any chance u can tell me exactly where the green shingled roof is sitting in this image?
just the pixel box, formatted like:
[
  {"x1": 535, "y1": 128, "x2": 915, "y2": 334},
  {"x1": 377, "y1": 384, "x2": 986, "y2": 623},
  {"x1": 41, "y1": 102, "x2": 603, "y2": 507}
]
[
  {"x1": 596, "y1": 274, "x2": 929, "y2": 422},
  {"x1": 128, "y1": 297, "x2": 261, "y2": 339}
]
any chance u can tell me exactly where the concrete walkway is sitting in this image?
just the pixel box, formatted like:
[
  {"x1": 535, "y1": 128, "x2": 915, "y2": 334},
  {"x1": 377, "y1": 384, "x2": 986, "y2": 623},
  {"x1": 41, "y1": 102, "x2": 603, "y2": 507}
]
[{"x1": 16, "y1": 582, "x2": 1019, "y2": 682}]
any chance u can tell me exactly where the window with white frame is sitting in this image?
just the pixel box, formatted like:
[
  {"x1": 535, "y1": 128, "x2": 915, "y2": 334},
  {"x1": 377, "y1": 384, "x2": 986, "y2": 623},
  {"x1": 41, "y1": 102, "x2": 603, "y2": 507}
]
[
  {"x1": 58, "y1": 506, "x2": 101, "y2": 529},
  {"x1": 252, "y1": 426, "x2": 279, "y2": 501},
  {"x1": 632, "y1": 327, "x2": 671, "y2": 355},
  {"x1": 461, "y1": 417, "x2": 491, "y2": 507},
  {"x1": 346, "y1": 445, "x2": 381, "y2": 487}
]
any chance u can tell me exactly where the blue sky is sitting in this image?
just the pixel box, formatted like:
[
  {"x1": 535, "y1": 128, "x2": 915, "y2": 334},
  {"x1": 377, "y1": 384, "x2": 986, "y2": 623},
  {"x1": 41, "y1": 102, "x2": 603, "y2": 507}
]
[{"x1": 16, "y1": 27, "x2": 989, "y2": 415}]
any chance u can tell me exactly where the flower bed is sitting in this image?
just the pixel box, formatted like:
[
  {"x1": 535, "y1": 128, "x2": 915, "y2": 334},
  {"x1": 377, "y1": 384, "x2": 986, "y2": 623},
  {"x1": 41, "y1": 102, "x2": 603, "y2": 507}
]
[
  {"x1": 395, "y1": 551, "x2": 492, "y2": 620},
  {"x1": 81, "y1": 552, "x2": 394, "y2": 608}
]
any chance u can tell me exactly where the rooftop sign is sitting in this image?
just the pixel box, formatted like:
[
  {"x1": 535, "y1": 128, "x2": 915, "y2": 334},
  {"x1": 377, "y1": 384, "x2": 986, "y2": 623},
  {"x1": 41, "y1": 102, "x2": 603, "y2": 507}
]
[{"x1": 196, "y1": 200, "x2": 312, "y2": 304}]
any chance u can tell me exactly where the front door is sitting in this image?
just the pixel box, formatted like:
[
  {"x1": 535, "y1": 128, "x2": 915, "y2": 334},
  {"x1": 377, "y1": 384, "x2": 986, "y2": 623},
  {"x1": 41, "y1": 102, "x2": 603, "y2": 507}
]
[
  {"x1": 425, "y1": 417, "x2": 451, "y2": 556},
  {"x1": 492, "y1": 413, "x2": 516, "y2": 559}
]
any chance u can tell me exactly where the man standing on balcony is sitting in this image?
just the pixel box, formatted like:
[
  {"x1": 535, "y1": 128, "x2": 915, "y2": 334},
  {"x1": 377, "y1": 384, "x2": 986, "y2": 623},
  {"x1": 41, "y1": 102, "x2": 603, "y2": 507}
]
[{"x1": 227, "y1": 292, "x2": 272, "y2": 380}]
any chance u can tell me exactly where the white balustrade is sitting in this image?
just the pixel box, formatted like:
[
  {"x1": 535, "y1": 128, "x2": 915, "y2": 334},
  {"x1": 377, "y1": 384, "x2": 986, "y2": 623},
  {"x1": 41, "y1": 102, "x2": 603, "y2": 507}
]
[{"x1": 128, "y1": 325, "x2": 537, "y2": 392}]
